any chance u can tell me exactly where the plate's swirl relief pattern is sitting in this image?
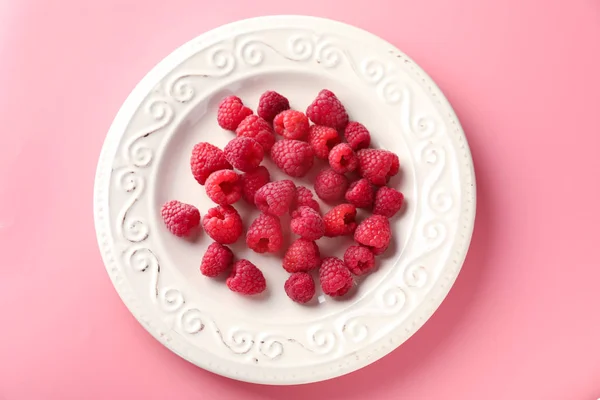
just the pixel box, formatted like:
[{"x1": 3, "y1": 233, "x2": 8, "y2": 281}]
[{"x1": 95, "y1": 17, "x2": 474, "y2": 383}]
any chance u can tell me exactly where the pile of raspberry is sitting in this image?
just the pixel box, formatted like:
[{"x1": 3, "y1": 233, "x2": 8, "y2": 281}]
[{"x1": 160, "y1": 89, "x2": 404, "y2": 303}]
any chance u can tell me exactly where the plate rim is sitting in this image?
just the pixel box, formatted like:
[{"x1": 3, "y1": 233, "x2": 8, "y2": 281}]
[{"x1": 94, "y1": 14, "x2": 477, "y2": 385}]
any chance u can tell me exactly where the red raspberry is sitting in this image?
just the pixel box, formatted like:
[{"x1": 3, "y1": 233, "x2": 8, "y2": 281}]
[
  {"x1": 224, "y1": 137, "x2": 264, "y2": 172},
  {"x1": 314, "y1": 168, "x2": 349, "y2": 203},
  {"x1": 291, "y1": 206, "x2": 324, "y2": 241},
  {"x1": 306, "y1": 89, "x2": 349, "y2": 130},
  {"x1": 200, "y1": 242, "x2": 233, "y2": 277},
  {"x1": 390, "y1": 154, "x2": 400, "y2": 176},
  {"x1": 226, "y1": 259, "x2": 266, "y2": 295},
  {"x1": 371, "y1": 244, "x2": 389, "y2": 256},
  {"x1": 328, "y1": 143, "x2": 357, "y2": 174},
  {"x1": 319, "y1": 257, "x2": 353, "y2": 297},
  {"x1": 236, "y1": 115, "x2": 276, "y2": 152},
  {"x1": 354, "y1": 215, "x2": 391, "y2": 254},
  {"x1": 273, "y1": 110, "x2": 310, "y2": 140},
  {"x1": 257, "y1": 91, "x2": 290, "y2": 122},
  {"x1": 254, "y1": 180, "x2": 297, "y2": 216},
  {"x1": 373, "y1": 187, "x2": 404, "y2": 218},
  {"x1": 190, "y1": 142, "x2": 232, "y2": 185},
  {"x1": 204, "y1": 169, "x2": 242, "y2": 205},
  {"x1": 240, "y1": 166, "x2": 270, "y2": 205},
  {"x1": 202, "y1": 205, "x2": 243, "y2": 244},
  {"x1": 246, "y1": 213, "x2": 283, "y2": 253},
  {"x1": 356, "y1": 149, "x2": 400, "y2": 186},
  {"x1": 217, "y1": 95, "x2": 253, "y2": 131},
  {"x1": 344, "y1": 122, "x2": 371, "y2": 150},
  {"x1": 161, "y1": 200, "x2": 200, "y2": 237},
  {"x1": 270, "y1": 140, "x2": 314, "y2": 178},
  {"x1": 344, "y1": 245, "x2": 376, "y2": 276},
  {"x1": 285, "y1": 272, "x2": 315, "y2": 303},
  {"x1": 308, "y1": 125, "x2": 341, "y2": 159},
  {"x1": 323, "y1": 203, "x2": 357, "y2": 237},
  {"x1": 282, "y1": 238, "x2": 321, "y2": 273},
  {"x1": 291, "y1": 186, "x2": 321, "y2": 214},
  {"x1": 345, "y1": 178, "x2": 375, "y2": 209}
]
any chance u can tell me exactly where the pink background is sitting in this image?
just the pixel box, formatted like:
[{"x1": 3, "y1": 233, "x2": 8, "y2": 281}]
[{"x1": 1, "y1": 0, "x2": 599, "y2": 398}]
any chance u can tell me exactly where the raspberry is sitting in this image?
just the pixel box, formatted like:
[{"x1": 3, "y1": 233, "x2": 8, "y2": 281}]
[
  {"x1": 371, "y1": 244, "x2": 388, "y2": 256},
  {"x1": 319, "y1": 257, "x2": 353, "y2": 297},
  {"x1": 291, "y1": 206, "x2": 324, "y2": 241},
  {"x1": 373, "y1": 187, "x2": 404, "y2": 218},
  {"x1": 224, "y1": 137, "x2": 264, "y2": 172},
  {"x1": 254, "y1": 180, "x2": 297, "y2": 216},
  {"x1": 202, "y1": 205, "x2": 243, "y2": 244},
  {"x1": 270, "y1": 140, "x2": 314, "y2": 178},
  {"x1": 323, "y1": 203, "x2": 357, "y2": 237},
  {"x1": 390, "y1": 154, "x2": 400, "y2": 176},
  {"x1": 284, "y1": 272, "x2": 315, "y2": 303},
  {"x1": 236, "y1": 115, "x2": 276, "y2": 152},
  {"x1": 344, "y1": 122, "x2": 371, "y2": 150},
  {"x1": 282, "y1": 238, "x2": 321, "y2": 273},
  {"x1": 354, "y1": 215, "x2": 391, "y2": 254},
  {"x1": 246, "y1": 213, "x2": 284, "y2": 253},
  {"x1": 226, "y1": 259, "x2": 266, "y2": 295},
  {"x1": 314, "y1": 168, "x2": 349, "y2": 203},
  {"x1": 240, "y1": 166, "x2": 270, "y2": 205},
  {"x1": 308, "y1": 125, "x2": 341, "y2": 159},
  {"x1": 190, "y1": 142, "x2": 232, "y2": 185},
  {"x1": 273, "y1": 110, "x2": 310, "y2": 140},
  {"x1": 200, "y1": 242, "x2": 233, "y2": 277},
  {"x1": 328, "y1": 143, "x2": 357, "y2": 174},
  {"x1": 204, "y1": 169, "x2": 242, "y2": 205},
  {"x1": 344, "y1": 245, "x2": 376, "y2": 276},
  {"x1": 345, "y1": 178, "x2": 375, "y2": 209},
  {"x1": 160, "y1": 200, "x2": 200, "y2": 237},
  {"x1": 217, "y1": 95, "x2": 253, "y2": 131},
  {"x1": 356, "y1": 149, "x2": 400, "y2": 186},
  {"x1": 291, "y1": 186, "x2": 321, "y2": 214},
  {"x1": 306, "y1": 89, "x2": 349, "y2": 130},
  {"x1": 257, "y1": 91, "x2": 290, "y2": 122}
]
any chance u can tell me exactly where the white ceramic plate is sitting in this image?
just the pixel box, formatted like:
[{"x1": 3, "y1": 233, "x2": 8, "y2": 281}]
[{"x1": 94, "y1": 15, "x2": 476, "y2": 385}]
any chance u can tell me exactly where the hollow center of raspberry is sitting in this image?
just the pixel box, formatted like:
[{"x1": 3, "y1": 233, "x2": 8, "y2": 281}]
[
  {"x1": 219, "y1": 181, "x2": 235, "y2": 194},
  {"x1": 357, "y1": 261, "x2": 368, "y2": 270},
  {"x1": 343, "y1": 213, "x2": 355, "y2": 225},
  {"x1": 339, "y1": 156, "x2": 349, "y2": 167},
  {"x1": 256, "y1": 238, "x2": 270, "y2": 252}
]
